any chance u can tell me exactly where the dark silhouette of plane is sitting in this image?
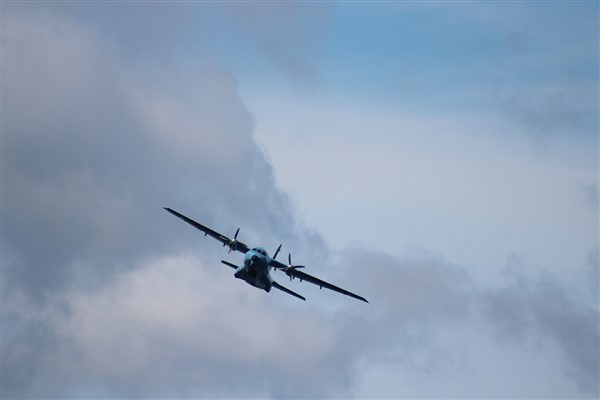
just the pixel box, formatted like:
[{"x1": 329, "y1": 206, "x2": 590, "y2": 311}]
[{"x1": 164, "y1": 207, "x2": 368, "y2": 303}]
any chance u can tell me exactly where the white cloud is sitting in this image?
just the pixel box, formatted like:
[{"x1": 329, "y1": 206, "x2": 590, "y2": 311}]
[{"x1": 54, "y1": 256, "x2": 337, "y2": 397}]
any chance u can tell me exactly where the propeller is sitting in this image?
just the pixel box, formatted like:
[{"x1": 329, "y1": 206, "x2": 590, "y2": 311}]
[
  {"x1": 225, "y1": 228, "x2": 240, "y2": 253},
  {"x1": 272, "y1": 244, "x2": 283, "y2": 271},
  {"x1": 285, "y1": 253, "x2": 304, "y2": 281},
  {"x1": 273, "y1": 244, "x2": 282, "y2": 260}
]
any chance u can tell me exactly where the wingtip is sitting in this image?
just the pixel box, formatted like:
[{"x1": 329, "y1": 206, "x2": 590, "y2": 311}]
[{"x1": 351, "y1": 294, "x2": 369, "y2": 303}]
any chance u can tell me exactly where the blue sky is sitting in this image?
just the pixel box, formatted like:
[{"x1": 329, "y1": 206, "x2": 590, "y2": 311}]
[
  {"x1": 227, "y1": 2, "x2": 598, "y2": 110},
  {"x1": 2, "y1": 2, "x2": 598, "y2": 398}
]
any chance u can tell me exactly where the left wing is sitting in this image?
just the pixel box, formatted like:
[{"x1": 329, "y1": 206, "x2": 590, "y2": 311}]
[
  {"x1": 271, "y1": 259, "x2": 368, "y2": 303},
  {"x1": 164, "y1": 207, "x2": 250, "y2": 254}
]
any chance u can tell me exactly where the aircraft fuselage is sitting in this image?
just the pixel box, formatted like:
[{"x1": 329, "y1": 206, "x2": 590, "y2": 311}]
[{"x1": 234, "y1": 247, "x2": 273, "y2": 292}]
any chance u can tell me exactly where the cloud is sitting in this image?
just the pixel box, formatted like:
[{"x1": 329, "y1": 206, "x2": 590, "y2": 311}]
[
  {"x1": 482, "y1": 271, "x2": 599, "y2": 394},
  {"x1": 1, "y1": 6, "x2": 314, "y2": 298},
  {"x1": 501, "y1": 83, "x2": 599, "y2": 138},
  {"x1": 7, "y1": 242, "x2": 596, "y2": 398},
  {"x1": 6, "y1": 256, "x2": 337, "y2": 398},
  {"x1": 221, "y1": 2, "x2": 332, "y2": 80},
  {"x1": 1, "y1": 6, "x2": 330, "y2": 398},
  {"x1": 341, "y1": 249, "x2": 599, "y2": 398}
]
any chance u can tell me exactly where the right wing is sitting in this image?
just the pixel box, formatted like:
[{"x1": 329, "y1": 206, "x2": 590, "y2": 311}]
[
  {"x1": 164, "y1": 207, "x2": 250, "y2": 254},
  {"x1": 270, "y1": 259, "x2": 368, "y2": 303}
]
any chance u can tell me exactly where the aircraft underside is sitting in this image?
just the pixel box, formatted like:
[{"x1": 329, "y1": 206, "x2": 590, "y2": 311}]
[{"x1": 234, "y1": 268, "x2": 271, "y2": 292}]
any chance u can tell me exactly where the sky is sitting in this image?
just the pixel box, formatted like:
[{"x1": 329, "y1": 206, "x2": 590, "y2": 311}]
[{"x1": 1, "y1": 2, "x2": 598, "y2": 399}]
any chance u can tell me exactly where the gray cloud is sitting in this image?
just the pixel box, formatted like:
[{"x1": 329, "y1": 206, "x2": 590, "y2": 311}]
[
  {"x1": 4, "y1": 225, "x2": 598, "y2": 398},
  {"x1": 502, "y1": 84, "x2": 599, "y2": 138},
  {"x1": 482, "y1": 272, "x2": 599, "y2": 394},
  {"x1": 341, "y1": 250, "x2": 599, "y2": 397},
  {"x1": 1, "y1": 6, "x2": 331, "y2": 398},
  {"x1": 221, "y1": 2, "x2": 332, "y2": 80},
  {"x1": 1, "y1": 6, "x2": 315, "y2": 298},
  {"x1": 12, "y1": 257, "x2": 341, "y2": 398}
]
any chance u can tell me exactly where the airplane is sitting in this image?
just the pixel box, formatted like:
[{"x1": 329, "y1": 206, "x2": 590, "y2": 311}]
[{"x1": 164, "y1": 207, "x2": 368, "y2": 303}]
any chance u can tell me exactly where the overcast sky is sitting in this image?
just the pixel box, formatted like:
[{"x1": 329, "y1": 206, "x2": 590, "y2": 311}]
[{"x1": 1, "y1": 2, "x2": 598, "y2": 399}]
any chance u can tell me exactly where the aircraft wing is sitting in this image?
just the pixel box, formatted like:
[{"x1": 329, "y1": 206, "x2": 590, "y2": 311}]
[
  {"x1": 164, "y1": 207, "x2": 250, "y2": 254},
  {"x1": 271, "y1": 260, "x2": 368, "y2": 303}
]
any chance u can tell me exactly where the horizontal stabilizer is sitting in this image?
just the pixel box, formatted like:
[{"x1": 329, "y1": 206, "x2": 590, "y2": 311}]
[
  {"x1": 221, "y1": 260, "x2": 239, "y2": 269},
  {"x1": 272, "y1": 280, "x2": 306, "y2": 301}
]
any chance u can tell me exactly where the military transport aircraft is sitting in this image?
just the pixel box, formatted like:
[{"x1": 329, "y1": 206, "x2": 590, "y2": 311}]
[{"x1": 164, "y1": 207, "x2": 368, "y2": 303}]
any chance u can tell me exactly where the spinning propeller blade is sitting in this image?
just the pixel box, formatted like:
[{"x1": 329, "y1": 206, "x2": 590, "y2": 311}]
[
  {"x1": 286, "y1": 253, "x2": 305, "y2": 280},
  {"x1": 227, "y1": 228, "x2": 241, "y2": 253}
]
